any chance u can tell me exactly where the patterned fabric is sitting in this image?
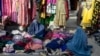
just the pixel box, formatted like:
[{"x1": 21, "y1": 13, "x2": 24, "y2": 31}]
[
  {"x1": 2, "y1": 0, "x2": 12, "y2": 17},
  {"x1": 52, "y1": 31, "x2": 66, "y2": 39},
  {"x1": 91, "y1": 0, "x2": 100, "y2": 31},
  {"x1": 46, "y1": 0, "x2": 56, "y2": 14},
  {"x1": 47, "y1": 0, "x2": 56, "y2": 5}
]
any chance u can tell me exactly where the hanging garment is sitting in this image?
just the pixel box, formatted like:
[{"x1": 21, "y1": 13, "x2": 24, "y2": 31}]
[
  {"x1": 28, "y1": 0, "x2": 32, "y2": 23},
  {"x1": 32, "y1": 0, "x2": 37, "y2": 19},
  {"x1": 28, "y1": 0, "x2": 37, "y2": 20},
  {"x1": 91, "y1": 0, "x2": 100, "y2": 32},
  {"x1": 54, "y1": 0, "x2": 66, "y2": 27},
  {"x1": 0, "y1": 0, "x2": 2, "y2": 17},
  {"x1": 65, "y1": 0, "x2": 69, "y2": 20},
  {"x1": 17, "y1": 0, "x2": 29, "y2": 26},
  {"x1": 40, "y1": 0, "x2": 46, "y2": 25},
  {"x1": 46, "y1": 0, "x2": 56, "y2": 14},
  {"x1": 77, "y1": 5, "x2": 83, "y2": 26},
  {"x1": 81, "y1": 2, "x2": 93, "y2": 29},
  {"x1": 2, "y1": 0, "x2": 12, "y2": 17},
  {"x1": 40, "y1": 0, "x2": 46, "y2": 18},
  {"x1": 11, "y1": 0, "x2": 19, "y2": 22},
  {"x1": 66, "y1": 27, "x2": 91, "y2": 56}
]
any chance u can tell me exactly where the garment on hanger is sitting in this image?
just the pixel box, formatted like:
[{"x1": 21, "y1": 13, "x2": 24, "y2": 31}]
[
  {"x1": 28, "y1": 0, "x2": 37, "y2": 23},
  {"x1": 54, "y1": 0, "x2": 66, "y2": 27},
  {"x1": 81, "y1": 2, "x2": 93, "y2": 29},
  {"x1": 32, "y1": 0, "x2": 37, "y2": 19},
  {"x1": 91, "y1": 0, "x2": 100, "y2": 31},
  {"x1": 0, "y1": 0, "x2": 2, "y2": 18},
  {"x1": 65, "y1": 0, "x2": 69, "y2": 20},
  {"x1": 46, "y1": 0, "x2": 56, "y2": 14},
  {"x1": 17, "y1": 0, "x2": 29, "y2": 26},
  {"x1": 2, "y1": 0, "x2": 12, "y2": 17},
  {"x1": 40, "y1": 0, "x2": 47, "y2": 25},
  {"x1": 40, "y1": 0, "x2": 46, "y2": 19},
  {"x1": 11, "y1": 0, "x2": 19, "y2": 22}
]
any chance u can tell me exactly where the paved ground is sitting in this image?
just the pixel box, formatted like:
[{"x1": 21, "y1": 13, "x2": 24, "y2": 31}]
[{"x1": 67, "y1": 11, "x2": 100, "y2": 56}]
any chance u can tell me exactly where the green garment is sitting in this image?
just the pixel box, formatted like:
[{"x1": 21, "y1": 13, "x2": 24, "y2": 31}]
[{"x1": 40, "y1": 14, "x2": 55, "y2": 26}]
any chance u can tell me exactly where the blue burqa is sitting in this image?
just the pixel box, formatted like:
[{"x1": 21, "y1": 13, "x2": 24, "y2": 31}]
[
  {"x1": 66, "y1": 27, "x2": 91, "y2": 56},
  {"x1": 28, "y1": 19, "x2": 45, "y2": 39}
]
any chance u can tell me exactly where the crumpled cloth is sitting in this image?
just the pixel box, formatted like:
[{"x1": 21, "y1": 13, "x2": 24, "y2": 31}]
[
  {"x1": 25, "y1": 42, "x2": 42, "y2": 50},
  {"x1": 46, "y1": 38, "x2": 67, "y2": 51}
]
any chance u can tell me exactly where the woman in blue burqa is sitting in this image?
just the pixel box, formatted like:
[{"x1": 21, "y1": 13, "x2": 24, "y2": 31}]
[
  {"x1": 66, "y1": 27, "x2": 92, "y2": 56},
  {"x1": 28, "y1": 19, "x2": 45, "y2": 40}
]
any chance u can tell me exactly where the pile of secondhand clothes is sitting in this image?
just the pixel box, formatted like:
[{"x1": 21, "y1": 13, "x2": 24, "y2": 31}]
[{"x1": 0, "y1": 19, "x2": 92, "y2": 56}]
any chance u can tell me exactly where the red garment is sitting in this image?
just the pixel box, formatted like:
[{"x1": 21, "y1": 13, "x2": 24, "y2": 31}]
[
  {"x1": 25, "y1": 42, "x2": 42, "y2": 50},
  {"x1": 65, "y1": 0, "x2": 69, "y2": 20},
  {"x1": 45, "y1": 30, "x2": 53, "y2": 39},
  {"x1": 32, "y1": 0, "x2": 37, "y2": 19},
  {"x1": 17, "y1": 0, "x2": 29, "y2": 26},
  {"x1": 11, "y1": 0, "x2": 19, "y2": 22},
  {"x1": 2, "y1": 0, "x2": 12, "y2": 17}
]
